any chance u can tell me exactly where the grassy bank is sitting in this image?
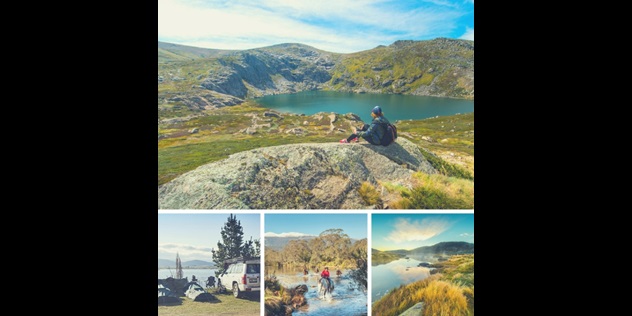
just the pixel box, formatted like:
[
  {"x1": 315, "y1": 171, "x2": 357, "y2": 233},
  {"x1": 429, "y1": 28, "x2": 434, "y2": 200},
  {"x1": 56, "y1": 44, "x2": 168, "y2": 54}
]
[
  {"x1": 372, "y1": 249, "x2": 404, "y2": 266},
  {"x1": 158, "y1": 291, "x2": 260, "y2": 316},
  {"x1": 372, "y1": 254, "x2": 474, "y2": 316},
  {"x1": 158, "y1": 102, "x2": 474, "y2": 194},
  {"x1": 383, "y1": 172, "x2": 474, "y2": 209}
]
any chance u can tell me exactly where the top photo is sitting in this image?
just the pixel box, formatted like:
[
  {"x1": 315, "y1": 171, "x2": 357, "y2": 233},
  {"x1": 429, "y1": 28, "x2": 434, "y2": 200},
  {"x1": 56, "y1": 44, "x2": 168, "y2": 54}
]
[{"x1": 158, "y1": 0, "x2": 474, "y2": 210}]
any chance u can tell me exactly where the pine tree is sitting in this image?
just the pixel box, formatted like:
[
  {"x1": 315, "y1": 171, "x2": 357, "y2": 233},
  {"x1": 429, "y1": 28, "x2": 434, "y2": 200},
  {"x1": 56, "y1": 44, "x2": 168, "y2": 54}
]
[{"x1": 212, "y1": 214, "x2": 260, "y2": 276}]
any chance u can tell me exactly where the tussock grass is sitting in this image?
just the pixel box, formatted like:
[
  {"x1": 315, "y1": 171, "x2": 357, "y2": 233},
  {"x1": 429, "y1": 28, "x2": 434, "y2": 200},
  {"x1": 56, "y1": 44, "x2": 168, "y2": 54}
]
[
  {"x1": 389, "y1": 172, "x2": 473, "y2": 209},
  {"x1": 358, "y1": 181, "x2": 381, "y2": 206},
  {"x1": 373, "y1": 254, "x2": 474, "y2": 316}
]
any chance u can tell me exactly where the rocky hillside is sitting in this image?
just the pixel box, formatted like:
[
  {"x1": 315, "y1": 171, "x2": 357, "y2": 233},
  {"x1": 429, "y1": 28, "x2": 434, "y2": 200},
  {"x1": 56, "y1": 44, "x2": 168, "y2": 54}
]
[
  {"x1": 158, "y1": 38, "x2": 473, "y2": 117},
  {"x1": 158, "y1": 137, "x2": 437, "y2": 209}
]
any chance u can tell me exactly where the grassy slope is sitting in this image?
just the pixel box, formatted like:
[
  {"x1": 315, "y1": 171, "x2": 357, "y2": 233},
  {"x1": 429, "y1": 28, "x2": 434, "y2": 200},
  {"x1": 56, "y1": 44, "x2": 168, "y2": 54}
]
[
  {"x1": 158, "y1": 291, "x2": 260, "y2": 316},
  {"x1": 158, "y1": 103, "x2": 474, "y2": 186},
  {"x1": 372, "y1": 254, "x2": 474, "y2": 316},
  {"x1": 158, "y1": 99, "x2": 474, "y2": 208},
  {"x1": 328, "y1": 39, "x2": 473, "y2": 98}
]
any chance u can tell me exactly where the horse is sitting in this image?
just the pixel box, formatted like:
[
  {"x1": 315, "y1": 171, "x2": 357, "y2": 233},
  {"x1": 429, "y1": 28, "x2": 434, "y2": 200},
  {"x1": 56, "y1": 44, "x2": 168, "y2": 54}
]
[{"x1": 317, "y1": 277, "x2": 334, "y2": 299}]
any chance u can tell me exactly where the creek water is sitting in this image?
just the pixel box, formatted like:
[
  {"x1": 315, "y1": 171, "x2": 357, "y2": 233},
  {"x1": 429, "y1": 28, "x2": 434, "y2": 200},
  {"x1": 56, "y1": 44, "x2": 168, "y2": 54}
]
[{"x1": 267, "y1": 267, "x2": 367, "y2": 316}]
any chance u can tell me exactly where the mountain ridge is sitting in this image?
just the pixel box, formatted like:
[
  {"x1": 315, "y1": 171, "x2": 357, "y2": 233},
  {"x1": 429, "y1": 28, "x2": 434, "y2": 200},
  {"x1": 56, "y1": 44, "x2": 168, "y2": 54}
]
[{"x1": 158, "y1": 38, "x2": 473, "y2": 117}]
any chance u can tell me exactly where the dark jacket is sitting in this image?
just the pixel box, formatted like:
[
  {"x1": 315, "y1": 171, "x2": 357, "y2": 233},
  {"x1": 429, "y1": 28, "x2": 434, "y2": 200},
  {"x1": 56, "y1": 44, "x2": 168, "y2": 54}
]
[{"x1": 358, "y1": 116, "x2": 390, "y2": 145}]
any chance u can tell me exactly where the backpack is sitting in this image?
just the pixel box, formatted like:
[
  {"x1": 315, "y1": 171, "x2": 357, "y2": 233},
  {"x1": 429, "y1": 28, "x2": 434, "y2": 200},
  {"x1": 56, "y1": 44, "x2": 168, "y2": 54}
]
[{"x1": 380, "y1": 122, "x2": 397, "y2": 146}]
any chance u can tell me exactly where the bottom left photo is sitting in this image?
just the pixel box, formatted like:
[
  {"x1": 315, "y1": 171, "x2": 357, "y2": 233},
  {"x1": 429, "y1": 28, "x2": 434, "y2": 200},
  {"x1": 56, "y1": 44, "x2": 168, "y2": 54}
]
[{"x1": 158, "y1": 213, "x2": 261, "y2": 316}]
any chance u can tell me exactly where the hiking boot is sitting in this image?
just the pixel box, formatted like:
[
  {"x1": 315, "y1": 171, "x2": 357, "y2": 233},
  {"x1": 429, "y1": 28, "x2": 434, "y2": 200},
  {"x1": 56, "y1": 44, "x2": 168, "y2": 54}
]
[
  {"x1": 340, "y1": 139, "x2": 349, "y2": 143},
  {"x1": 351, "y1": 137, "x2": 359, "y2": 142}
]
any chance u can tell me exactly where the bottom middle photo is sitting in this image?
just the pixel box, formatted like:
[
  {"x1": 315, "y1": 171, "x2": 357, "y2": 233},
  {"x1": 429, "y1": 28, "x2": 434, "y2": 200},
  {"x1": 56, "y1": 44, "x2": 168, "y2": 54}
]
[{"x1": 263, "y1": 213, "x2": 368, "y2": 316}]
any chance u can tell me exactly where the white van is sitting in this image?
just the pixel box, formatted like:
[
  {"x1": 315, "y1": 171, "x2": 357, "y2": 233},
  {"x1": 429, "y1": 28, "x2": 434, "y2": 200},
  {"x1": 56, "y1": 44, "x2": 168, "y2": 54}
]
[{"x1": 220, "y1": 258, "x2": 261, "y2": 298}]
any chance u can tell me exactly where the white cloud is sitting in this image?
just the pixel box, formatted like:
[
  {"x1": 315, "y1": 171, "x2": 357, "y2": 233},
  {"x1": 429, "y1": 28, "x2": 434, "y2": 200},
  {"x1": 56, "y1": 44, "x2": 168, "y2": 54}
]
[
  {"x1": 459, "y1": 233, "x2": 474, "y2": 237},
  {"x1": 264, "y1": 232, "x2": 315, "y2": 237},
  {"x1": 459, "y1": 27, "x2": 474, "y2": 40},
  {"x1": 158, "y1": 0, "x2": 473, "y2": 53},
  {"x1": 385, "y1": 217, "x2": 451, "y2": 243},
  {"x1": 158, "y1": 242, "x2": 214, "y2": 262}
]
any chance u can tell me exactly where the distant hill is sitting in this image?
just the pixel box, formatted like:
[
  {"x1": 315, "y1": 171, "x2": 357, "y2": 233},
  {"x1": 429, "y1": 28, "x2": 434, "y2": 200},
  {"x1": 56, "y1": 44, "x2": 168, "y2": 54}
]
[
  {"x1": 384, "y1": 242, "x2": 474, "y2": 257},
  {"x1": 158, "y1": 41, "x2": 236, "y2": 63},
  {"x1": 158, "y1": 258, "x2": 215, "y2": 268},
  {"x1": 158, "y1": 38, "x2": 473, "y2": 117}
]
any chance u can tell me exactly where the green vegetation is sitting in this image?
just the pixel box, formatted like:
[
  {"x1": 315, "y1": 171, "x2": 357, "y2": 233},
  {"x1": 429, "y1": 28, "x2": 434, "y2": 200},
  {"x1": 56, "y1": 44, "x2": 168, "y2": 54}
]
[
  {"x1": 159, "y1": 102, "x2": 352, "y2": 185},
  {"x1": 372, "y1": 254, "x2": 474, "y2": 316},
  {"x1": 396, "y1": 112, "x2": 474, "y2": 178},
  {"x1": 265, "y1": 229, "x2": 366, "y2": 270},
  {"x1": 372, "y1": 249, "x2": 404, "y2": 265},
  {"x1": 211, "y1": 214, "x2": 260, "y2": 277},
  {"x1": 328, "y1": 39, "x2": 473, "y2": 99},
  {"x1": 388, "y1": 172, "x2": 474, "y2": 209},
  {"x1": 158, "y1": 290, "x2": 259, "y2": 316}
]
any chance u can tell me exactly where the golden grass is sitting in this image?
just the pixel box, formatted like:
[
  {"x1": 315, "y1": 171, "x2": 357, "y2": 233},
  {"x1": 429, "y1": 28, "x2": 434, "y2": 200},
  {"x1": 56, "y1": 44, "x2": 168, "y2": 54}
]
[
  {"x1": 358, "y1": 181, "x2": 381, "y2": 206},
  {"x1": 373, "y1": 254, "x2": 474, "y2": 316},
  {"x1": 388, "y1": 172, "x2": 474, "y2": 209}
]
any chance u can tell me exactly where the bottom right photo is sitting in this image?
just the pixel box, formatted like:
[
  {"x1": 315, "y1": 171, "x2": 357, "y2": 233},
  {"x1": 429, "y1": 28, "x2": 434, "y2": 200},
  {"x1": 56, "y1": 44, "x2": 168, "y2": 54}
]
[{"x1": 371, "y1": 213, "x2": 474, "y2": 316}]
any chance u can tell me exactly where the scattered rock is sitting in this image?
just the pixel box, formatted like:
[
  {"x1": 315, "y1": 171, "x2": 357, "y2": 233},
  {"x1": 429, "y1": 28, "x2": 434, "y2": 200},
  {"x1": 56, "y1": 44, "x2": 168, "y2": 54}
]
[
  {"x1": 189, "y1": 128, "x2": 199, "y2": 134},
  {"x1": 264, "y1": 112, "x2": 282, "y2": 118}
]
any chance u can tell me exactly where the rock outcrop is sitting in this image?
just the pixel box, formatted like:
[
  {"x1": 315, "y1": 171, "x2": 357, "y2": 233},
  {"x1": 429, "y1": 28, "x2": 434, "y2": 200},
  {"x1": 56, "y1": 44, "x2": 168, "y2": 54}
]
[{"x1": 158, "y1": 137, "x2": 436, "y2": 209}]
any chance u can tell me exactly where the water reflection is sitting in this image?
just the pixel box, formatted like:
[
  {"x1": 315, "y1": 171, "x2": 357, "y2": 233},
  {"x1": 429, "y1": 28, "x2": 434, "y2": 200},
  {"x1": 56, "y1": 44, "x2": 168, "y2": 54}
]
[{"x1": 372, "y1": 258, "x2": 432, "y2": 303}]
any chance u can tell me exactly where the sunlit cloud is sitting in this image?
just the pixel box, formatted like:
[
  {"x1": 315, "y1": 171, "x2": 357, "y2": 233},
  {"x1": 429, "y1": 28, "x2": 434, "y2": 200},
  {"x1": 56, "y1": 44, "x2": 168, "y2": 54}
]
[
  {"x1": 459, "y1": 233, "x2": 474, "y2": 237},
  {"x1": 265, "y1": 232, "x2": 315, "y2": 237},
  {"x1": 459, "y1": 27, "x2": 474, "y2": 40},
  {"x1": 385, "y1": 217, "x2": 451, "y2": 243}
]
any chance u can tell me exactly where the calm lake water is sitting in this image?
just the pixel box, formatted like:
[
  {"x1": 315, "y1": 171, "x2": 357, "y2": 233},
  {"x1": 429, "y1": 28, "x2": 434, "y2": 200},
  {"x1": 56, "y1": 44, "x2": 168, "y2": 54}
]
[
  {"x1": 371, "y1": 258, "x2": 433, "y2": 304},
  {"x1": 158, "y1": 268, "x2": 217, "y2": 286},
  {"x1": 266, "y1": 266, "x2": 367, "y2": 316},
  {"x1": 254, "y1": 91, "x2": 474, "y2": 123}
]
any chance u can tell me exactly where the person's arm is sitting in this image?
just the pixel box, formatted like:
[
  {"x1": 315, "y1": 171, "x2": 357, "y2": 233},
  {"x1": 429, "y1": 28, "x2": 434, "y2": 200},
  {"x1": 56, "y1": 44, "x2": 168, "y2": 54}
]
[{"x1": 357, "y1": 122, "x2": 377, "y2": 138}]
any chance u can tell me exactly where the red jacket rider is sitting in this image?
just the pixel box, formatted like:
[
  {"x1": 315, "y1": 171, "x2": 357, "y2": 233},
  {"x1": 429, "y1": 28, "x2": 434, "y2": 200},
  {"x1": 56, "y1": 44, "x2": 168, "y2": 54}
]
[{"x1": 321, "y1": 267, "x2": 330, "y2": 278}]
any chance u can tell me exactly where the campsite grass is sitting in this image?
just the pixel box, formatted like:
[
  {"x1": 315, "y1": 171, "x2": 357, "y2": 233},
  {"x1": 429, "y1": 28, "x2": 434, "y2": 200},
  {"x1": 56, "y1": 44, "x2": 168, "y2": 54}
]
[{"x1": 158, "y1": 291, "x2": 260, "y2": 316}]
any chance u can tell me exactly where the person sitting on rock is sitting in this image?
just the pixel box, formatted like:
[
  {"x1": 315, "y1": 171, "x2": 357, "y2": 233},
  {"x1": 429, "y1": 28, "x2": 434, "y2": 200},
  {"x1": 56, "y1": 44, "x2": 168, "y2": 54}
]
[{"x1": 341, "y1": 106, "x2": 390, "y2": 144}]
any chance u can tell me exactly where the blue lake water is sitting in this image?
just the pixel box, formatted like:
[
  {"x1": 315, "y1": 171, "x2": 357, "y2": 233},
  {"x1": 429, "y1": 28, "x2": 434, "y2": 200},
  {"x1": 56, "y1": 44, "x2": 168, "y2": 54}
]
[
  {"x1": 254, "y1": 91, "x2": 474, "y2": 123},
  {"x1": 158, "y1": 268, "x2": 217, "y2": 286}
]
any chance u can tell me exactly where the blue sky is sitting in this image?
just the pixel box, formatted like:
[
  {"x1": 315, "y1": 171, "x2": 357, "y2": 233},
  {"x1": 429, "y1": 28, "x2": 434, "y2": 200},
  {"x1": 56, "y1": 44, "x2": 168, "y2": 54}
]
[
  {"x1": 372, "y1": 213, "x2": 473, "y2": 251},
  {"x1": 158, "y1": 0, "x2": 474, "y2": 53},
  {"x1": 265, "y1": 213, "x2": 367, "y2": 239},
  {"x1": 158, "y1": 213, "x2": 261, "y2": 262}
]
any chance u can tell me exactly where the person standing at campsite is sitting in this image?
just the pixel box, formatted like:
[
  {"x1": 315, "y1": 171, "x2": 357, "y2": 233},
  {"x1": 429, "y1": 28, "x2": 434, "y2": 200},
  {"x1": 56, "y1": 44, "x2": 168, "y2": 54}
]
[{"x1": 341, "y1": 106, "x2": 391, "y2": 144}]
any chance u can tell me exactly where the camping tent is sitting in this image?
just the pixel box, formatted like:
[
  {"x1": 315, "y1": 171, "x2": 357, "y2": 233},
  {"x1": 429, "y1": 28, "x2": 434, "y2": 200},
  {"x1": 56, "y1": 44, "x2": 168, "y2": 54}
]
[{"x1": 184, "y1": 282, "x2": 215, "y2": 302}]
